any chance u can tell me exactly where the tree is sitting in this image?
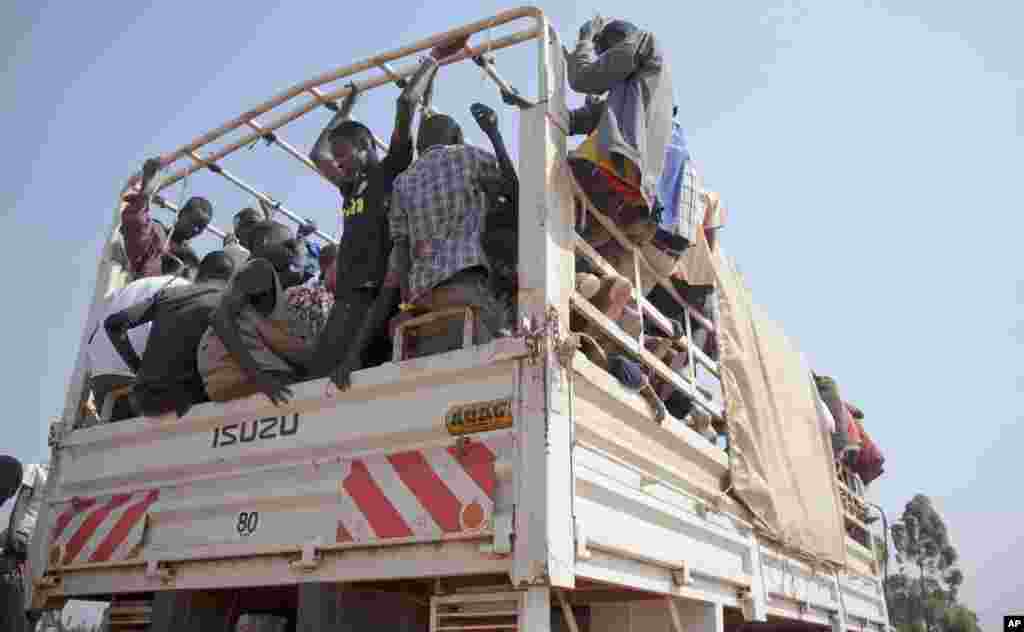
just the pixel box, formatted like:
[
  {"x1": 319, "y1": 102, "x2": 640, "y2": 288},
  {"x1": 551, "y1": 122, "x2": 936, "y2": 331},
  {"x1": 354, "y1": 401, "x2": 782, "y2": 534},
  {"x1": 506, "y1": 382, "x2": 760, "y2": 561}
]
[
  {"x1": 889, "y1": 495, "x2": 961, "y2": 632},
  {"x1": 942, "y1": 606, "x2": 981, "y2": 632}
]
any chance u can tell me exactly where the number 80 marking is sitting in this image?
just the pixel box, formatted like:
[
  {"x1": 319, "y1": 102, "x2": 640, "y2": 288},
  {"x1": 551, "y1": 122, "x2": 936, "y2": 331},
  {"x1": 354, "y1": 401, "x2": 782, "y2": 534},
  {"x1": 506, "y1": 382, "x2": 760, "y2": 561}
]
[{"x1": 236, "y1": 511, "x2": 260, "y2": 537}]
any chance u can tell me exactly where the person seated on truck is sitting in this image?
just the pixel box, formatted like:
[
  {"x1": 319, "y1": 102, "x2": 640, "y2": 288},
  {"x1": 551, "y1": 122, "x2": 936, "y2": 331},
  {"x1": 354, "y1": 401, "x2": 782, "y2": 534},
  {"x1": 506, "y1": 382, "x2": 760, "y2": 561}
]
[
  {"x1": 590, "y1": 108, "x2": 701, "y2": 296},
  {"x1": 572, "y1": 265, "x2": 667, "y2": 422},
  {"x1": 104, "y1": 251, "x2": 236, "y2": 419},
  {"x1": 642, "y1": 335, "x2": 717, "y2": 441},
  {"x1": 470, "y1": 102, "x2": 519, "y2": 312},
  {"x1": 258, "y1": 200, "x2": 322, "y2": 284},
  {"x1": 119, "y1": 159, "x2": 213, "y2": 280},
  {"x1": 387, "y1": 112, "x2": 512, "y2": 360},
  {"x1": 222, "y1": 206, "x2": 264, "y2": 267},
  {"x1": 199, "y1": 222, "x2": 333, "y2": 405},
  {"x1": 224, "y1": 203, "x2": 321, "y2": 283},
  {"x1": 311, "y1": 242, "x2": 339, "y2": 295},
  {"x1": 309, "y1": 34, "x2": 470, "y2": 391},
  {"x1": 87, "y1": 256, "x2": 194, "y2": 422},
  {"x1": 565, "y1": 17, "x2": 673, "y2": 248}
]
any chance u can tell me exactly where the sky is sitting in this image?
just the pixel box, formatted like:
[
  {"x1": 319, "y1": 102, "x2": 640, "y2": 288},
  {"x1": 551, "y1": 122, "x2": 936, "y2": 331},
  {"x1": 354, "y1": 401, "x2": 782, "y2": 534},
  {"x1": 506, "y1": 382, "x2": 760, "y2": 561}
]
[{"x1": 1, "y1": 0, "x2": 1021, "y2": 629}]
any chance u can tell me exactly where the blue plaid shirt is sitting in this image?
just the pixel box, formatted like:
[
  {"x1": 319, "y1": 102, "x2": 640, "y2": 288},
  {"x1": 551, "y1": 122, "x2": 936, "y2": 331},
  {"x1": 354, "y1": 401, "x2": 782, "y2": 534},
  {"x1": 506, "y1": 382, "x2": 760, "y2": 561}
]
[{"x1": 389, "y1": 144, "x2": 500, "y2": 301}]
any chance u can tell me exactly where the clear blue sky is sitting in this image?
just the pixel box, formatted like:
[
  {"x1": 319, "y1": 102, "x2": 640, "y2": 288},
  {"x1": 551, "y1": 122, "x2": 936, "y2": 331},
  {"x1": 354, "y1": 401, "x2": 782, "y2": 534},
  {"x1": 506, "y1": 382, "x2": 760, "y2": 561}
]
[{"x1": 2, "y1": 1, "x2": 1020, "y2": 628}]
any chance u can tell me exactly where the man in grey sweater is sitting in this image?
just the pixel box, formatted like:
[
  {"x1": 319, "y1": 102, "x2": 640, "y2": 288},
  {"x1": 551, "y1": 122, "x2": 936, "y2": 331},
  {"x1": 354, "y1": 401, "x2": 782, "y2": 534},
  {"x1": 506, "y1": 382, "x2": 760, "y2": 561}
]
[{"x1": 566, "y1": 17, "x2": 674, "y2": 246}]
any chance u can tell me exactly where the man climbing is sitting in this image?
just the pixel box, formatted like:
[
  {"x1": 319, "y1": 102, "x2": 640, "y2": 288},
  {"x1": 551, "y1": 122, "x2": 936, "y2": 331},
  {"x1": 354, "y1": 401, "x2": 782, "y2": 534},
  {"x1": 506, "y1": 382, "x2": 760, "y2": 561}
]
[
  {"x1": 310, "y1": 34, "x2": 470, "y2": 390},
  {"x1": 88, "y1": 258, "x2": 193, "y2": 421},
  {"x1": 104, "y1": 251, "x2": 236, "y2": 418},
  {"x1": 200, "y1": 222, "x2": 332, "y2": 405},
  {"x1": 565, "y1": 17, "x2": 674, "y2": 248}
]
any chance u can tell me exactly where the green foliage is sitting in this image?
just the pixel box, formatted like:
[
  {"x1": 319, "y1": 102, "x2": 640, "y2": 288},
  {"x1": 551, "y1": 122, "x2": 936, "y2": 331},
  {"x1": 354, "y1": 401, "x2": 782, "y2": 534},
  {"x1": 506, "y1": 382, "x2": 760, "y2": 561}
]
[
  {"x1": 942, "y1": 606, "x2": 981, "y2": 632},
  {"x1": 887, "y1": 494, "x2": 976, "y2": 632}
]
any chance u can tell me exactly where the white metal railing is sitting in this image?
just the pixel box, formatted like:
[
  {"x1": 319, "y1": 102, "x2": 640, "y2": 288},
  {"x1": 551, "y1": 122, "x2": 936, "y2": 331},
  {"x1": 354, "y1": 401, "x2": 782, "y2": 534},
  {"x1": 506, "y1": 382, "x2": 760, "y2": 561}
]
[{"x1": 145, "y1": 7, "x2": 546, "y2": 239}]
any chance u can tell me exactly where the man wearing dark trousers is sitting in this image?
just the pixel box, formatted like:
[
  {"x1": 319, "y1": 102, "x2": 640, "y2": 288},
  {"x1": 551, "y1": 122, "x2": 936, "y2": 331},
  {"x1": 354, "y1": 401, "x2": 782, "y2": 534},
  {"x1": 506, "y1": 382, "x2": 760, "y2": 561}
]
[
  {"x1": 310, "y1": 34, "x2": 469, "y2": 390},
  {"x1": 0, "y1": 455, "x2": 27, "y2": 632}
]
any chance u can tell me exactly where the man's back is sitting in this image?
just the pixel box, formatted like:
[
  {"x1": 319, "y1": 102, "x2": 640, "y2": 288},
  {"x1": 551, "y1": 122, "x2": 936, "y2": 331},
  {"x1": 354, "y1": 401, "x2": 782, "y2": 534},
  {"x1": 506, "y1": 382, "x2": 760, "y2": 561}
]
[
  {"x1": 391, "y1": 144, "x2": 500, "y2": 301},
  {"x1": 138, "y1": 283, "x2": 224, "y2": 387},
  {"x1": 88, "y1": 275, "x2": 190, "y2": 377}
]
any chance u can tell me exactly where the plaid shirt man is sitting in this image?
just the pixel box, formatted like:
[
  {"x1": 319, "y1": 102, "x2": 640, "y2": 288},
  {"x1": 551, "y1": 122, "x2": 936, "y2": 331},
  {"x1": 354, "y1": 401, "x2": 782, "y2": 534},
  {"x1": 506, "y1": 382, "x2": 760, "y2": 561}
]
[{"x1": 389, "y1": 144, "x2": 500, "y2": 302}]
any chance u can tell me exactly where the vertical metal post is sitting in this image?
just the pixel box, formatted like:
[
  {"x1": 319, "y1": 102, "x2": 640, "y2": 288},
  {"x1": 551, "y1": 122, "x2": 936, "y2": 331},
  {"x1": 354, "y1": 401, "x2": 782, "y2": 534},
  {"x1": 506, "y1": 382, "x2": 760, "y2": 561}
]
[
  {"x1": 556, "y1": 589, "x2": 580, "y2": 632},
  {"x1": 832, "y1": 571, "x2": 850, "y2": 632},
  {"x1": 512, "y1": 16, "x2": 575, "y2": 588},
  {"x1": 520, "y1": 588, "x2": 552, "y2": 632}
]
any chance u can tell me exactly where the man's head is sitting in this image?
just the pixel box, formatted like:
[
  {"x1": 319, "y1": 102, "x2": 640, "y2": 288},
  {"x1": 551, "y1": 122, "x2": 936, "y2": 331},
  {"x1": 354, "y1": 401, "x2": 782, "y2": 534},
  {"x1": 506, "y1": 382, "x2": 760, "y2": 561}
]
[
  {"x1": 594, "y1": 19, "x2": 639, "y2": 55},
  {"x1": 250, "y1": 221, "x2": 306, "y2": 288},
  {"x1": 233, "y1": 207, "x2": 264, "y2": 250},
  {"x1": 417, "y1": 114, "x2": 464, "y2": 154},
  {"x1": 327, "y1": 121, "x2": 378, "y2": 187},
  {"x1": 172, "y1": 196, "x2": 213, "y2": 242},
  {"x1": 161, "y1": 244, "x2": 200, "y2": 279},
  {"x1": 0, "y1": 455, "x2": 23, "y2": 506},
  {"x1": 318, "y1": 243, "x2": 338, "y2": 294},
  {"x1": 196, "y1": 250, "x2": 236, "y2": 284}
]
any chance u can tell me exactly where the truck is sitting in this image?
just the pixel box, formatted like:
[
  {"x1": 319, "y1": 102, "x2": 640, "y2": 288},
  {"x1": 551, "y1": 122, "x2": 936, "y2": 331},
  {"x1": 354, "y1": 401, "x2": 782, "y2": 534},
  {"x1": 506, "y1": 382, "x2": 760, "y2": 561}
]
[{"x1": 25, "y1": 7, "x2": 891, "y2": 631}]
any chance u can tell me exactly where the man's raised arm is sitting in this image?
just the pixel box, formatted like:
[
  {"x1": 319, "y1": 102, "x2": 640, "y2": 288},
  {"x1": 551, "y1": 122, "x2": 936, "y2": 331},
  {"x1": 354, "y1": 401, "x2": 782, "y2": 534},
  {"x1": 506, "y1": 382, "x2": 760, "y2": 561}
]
[
  {"x1": 120, "y1": 158, "x2": 164, "y2": 277},
  {"x1": 309, "y1": 85, "x2": 360, "y2": 188}
]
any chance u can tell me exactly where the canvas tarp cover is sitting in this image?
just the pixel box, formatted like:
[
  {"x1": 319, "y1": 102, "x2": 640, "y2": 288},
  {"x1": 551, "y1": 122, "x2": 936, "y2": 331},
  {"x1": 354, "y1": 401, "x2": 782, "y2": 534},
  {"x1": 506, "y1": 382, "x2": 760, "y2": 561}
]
[{"x1": 712, "y1": 250, "x2": 847, "y2": 566}]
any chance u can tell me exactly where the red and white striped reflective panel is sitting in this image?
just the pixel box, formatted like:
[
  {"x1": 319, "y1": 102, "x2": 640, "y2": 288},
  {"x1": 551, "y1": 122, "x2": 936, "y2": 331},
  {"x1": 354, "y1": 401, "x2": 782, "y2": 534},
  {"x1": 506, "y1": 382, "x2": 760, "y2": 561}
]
[
  {"x1": 335, "y1": 436, "x2": 508, "y2": 544},
  {"x1": 50, "y1": 489, "x2": 159, "y2": 566}
]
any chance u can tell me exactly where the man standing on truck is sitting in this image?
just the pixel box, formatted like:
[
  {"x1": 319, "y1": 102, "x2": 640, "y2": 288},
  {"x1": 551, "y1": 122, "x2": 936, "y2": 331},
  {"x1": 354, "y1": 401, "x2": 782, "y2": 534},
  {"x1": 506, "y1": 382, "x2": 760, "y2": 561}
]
[
  {"x1": 309, "y1": 34, "x2": 469, "y2": 390},
  {"x1": 387, "y1": 111, "x2": 510, "y2": 356}
]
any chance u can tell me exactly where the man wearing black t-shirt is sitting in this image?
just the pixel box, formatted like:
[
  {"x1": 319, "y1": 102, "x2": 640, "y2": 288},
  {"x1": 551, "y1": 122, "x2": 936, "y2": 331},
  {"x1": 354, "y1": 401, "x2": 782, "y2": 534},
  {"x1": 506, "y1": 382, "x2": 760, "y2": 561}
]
[
  {"x1": 105, "y1": 251, "x2": 236, "y2": 418},
  {"x1": 311, "y1": 34, "x2": 469, "y2": 390}
]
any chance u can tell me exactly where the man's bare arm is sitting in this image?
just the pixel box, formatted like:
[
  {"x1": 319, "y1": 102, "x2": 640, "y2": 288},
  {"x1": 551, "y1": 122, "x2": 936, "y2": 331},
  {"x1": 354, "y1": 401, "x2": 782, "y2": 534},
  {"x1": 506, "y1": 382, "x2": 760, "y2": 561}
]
[
  {"x1": 309, "y1": 85, "x2": 360, "y2": 188},
  {"x1": 104, "y1": 299, "x2": 159, "y2": 374},
  {"x1": 210, "y1": 260, "x2": 293, "y2": 405}
]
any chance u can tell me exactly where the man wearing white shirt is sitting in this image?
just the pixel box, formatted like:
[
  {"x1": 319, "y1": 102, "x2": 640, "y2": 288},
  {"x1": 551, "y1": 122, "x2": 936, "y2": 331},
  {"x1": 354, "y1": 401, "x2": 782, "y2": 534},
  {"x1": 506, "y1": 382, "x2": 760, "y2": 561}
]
[{"x1": 87, "y1": 269, "x2": 191, "y2": 421}]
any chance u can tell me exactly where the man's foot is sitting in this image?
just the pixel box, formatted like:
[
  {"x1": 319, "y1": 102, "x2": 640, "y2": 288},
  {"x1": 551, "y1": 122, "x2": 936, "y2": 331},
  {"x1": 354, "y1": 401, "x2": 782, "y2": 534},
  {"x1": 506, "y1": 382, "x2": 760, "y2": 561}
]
[{"x1": 639, "y1": 380, "x2": 668, "y2": 424}]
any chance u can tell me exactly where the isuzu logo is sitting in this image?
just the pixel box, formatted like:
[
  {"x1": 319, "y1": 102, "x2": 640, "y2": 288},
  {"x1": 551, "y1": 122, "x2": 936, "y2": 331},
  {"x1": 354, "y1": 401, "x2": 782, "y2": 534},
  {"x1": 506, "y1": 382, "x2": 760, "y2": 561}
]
[{"x1": 211, "y1": 414, "x2": 299, "y2": 448}]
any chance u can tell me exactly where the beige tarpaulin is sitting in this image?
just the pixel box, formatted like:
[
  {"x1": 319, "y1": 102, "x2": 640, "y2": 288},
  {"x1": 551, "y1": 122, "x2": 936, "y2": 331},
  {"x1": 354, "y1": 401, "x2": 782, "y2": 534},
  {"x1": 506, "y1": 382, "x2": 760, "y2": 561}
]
[{"x1": 712, "y1": 250, "x2": 847, "y2": 566}]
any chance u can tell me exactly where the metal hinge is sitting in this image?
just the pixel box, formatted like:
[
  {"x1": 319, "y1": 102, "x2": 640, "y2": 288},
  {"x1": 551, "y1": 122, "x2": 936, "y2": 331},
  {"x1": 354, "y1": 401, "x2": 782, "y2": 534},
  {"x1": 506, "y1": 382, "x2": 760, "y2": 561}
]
[
  {"x1": 290, "y1": 539, "x2": 323, "y2": 573},
  {"x1": 145, "y1": 560, "x2": 175, "y2": 584},
  {"x1": 670, "y1": 561, "x2": 693, "y2": 587},
  {"x1": 738, "y1": 588, "x2": 756, "y2": 620},
  {"x1": 34, "y1": 574, "x2": 61, "y2": 590}
]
